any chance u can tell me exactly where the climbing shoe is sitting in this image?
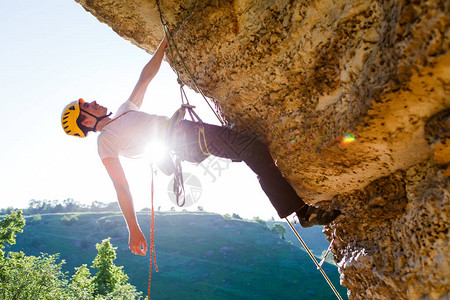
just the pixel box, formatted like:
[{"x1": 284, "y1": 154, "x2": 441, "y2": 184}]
[{"x1": 296, "y1": 205, "x2": 341, "y2": 228}]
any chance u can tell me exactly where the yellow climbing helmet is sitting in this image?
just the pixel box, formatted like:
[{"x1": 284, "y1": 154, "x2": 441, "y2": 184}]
[{"x1": 61, "y1": 98, "x2": 86, "y2": 138}]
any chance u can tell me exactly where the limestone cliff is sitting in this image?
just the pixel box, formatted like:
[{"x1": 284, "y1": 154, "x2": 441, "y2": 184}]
[{"x1": 74, "y1": 0, "x2": 449, "y2": 299}]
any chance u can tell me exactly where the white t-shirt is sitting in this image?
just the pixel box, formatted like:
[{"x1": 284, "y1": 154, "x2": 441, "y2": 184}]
[{"x1": 97, "y1": 101, "x2": 168, "y2": 160}]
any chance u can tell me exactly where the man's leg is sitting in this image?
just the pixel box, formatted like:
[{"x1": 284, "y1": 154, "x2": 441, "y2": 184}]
[
  {"x1": 178, "y1": 120, "x2": 340, "y2": 225},
  {"x1": 199, "y1": 122, "x2": 305, "y2": 218}
]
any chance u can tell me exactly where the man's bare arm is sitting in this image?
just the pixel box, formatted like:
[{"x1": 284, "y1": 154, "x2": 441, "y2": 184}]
[
  {"x1": 128, "y1": 37, "x2": 169, "y2": 108},
  {"x1": 102, "y1": 157, "x2": 147, "y2": 256}
]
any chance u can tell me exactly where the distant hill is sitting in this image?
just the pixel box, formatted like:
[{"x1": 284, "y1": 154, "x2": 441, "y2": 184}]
[{"x1": 6, "y1": 212, "x2": 347, "y2": 299}]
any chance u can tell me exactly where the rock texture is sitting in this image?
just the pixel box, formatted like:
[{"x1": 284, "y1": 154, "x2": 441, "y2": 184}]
[{"x1": 75, "y1": 0, "x2": 449, "y2": 299}]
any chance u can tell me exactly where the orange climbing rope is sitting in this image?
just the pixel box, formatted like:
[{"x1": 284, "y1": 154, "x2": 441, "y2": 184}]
[{"x1": 147, "y1": 166, "x2": 159, "y2": 300}]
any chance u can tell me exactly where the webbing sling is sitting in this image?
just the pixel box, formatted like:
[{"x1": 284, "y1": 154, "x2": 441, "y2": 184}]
[
  {"x1": 198, "y1": 126, "x2": 211, "y2": 156},
  {"x1": 166, "y1": 104, "x2": 211, "y2": 207}
]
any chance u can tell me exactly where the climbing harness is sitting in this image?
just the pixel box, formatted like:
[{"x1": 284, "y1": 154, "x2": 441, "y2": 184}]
[
  {"x1": 285, "y1": 218, "x2": 343, "y2": 300},
  {"x1": 198, "y1": 126, "x2": 211, "y2": 156},
  {"x1": 167, "y1": 104, "x2": 210, "y2": 157},
  {"x1": 166, "y1": 103, "x2": 211, "y2": 207}
]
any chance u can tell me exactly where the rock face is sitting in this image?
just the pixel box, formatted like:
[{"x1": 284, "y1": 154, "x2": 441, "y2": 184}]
[{"x1": 75, "y1": 0, "x2": 449, "y2": 299}]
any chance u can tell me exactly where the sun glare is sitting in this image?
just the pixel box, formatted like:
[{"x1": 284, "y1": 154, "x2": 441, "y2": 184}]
[{"x1": 145, "y1": 141, "x2": 170, "y2": 164}]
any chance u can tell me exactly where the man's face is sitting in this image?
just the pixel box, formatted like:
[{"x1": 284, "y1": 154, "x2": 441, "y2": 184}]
[
  {"x1": 79, "y1": 100, "x2": 110, "y2": 130},
  {"x1": 80, "y1": 100, "x2": 108, "y2": 117}
]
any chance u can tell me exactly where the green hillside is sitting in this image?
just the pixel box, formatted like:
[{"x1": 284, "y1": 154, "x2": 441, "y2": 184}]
[{"x1": 6, "y1": 212, "x2": 347, "y2": 299}]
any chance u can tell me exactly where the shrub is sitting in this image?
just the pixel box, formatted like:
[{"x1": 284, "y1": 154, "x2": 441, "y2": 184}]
[
  {"x1": 61, "y1": 215, "x2": 78, "y2": 226},
  {"x1": 0, "y1": 213, "x2": 142, "y2": 299},
  {"x1": 271, "y1": 223, "x2": 287, "y2": 239},
  {"x1": 232, "y1": 213, "x2": 242, "y2": 220},
  {"x1": 223, "y1": 214, "x2": 232, "y2": 219},
  {"x1": 0, "y1": 252, "x2": 67, "y2": 299},
  {"x1": 253, "y1": 217, "x2": 269, "y2": 230},
  {"x1": 28, "y1": 214, "x2": 42, "y2": 225}
]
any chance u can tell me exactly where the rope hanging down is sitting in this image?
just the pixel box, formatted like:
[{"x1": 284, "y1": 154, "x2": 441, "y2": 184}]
[
  {"x1": 157, "y1": 0, "x2": 228, "y2": 211},
  {"x1": 154, "y1": 3, "x2": 343, "y2": 300},
  {"x1": 156, "y1": 0, "x2": 227, "y2": 127},
  {"x1": 285, "y1": 218, "x2": 343, "y2": 300},
  {"x1": 318, "y1": 235, "x2": 335, "y2": 269},
  {"x1": 147, "y1": 165, "x2": 159, "y2": 300},
  {"x1": 148, "y1": 3, "x2": 226, "y2": 298}
]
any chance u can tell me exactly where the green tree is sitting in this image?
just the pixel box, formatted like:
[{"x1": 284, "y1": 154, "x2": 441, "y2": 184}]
[
  {"x1": 271, "y1": 223, "x2": 287, "y2": 239},
  {"x1": 63, "y1": 198, "x2": 83, "y2": 212},
  {"x1": 105, "y1": 202, "x2": 120, "y2": 212},
  {"x1": 32, "y1": 214, "x2": 42, "y2": 223},
  {"x1": 232, "y1": 213, "x2": 242, "y2": 220},
  {"x1": 0, "y1": 207, "x2": 15, "y2": 215},
  {"x1": 0, "y1": 252, "x2": 67, "y2": 299},
  {"x1": 91, "y1": 238, "x2": 141, "y2": 299},
  {"x1": 0, "y1": 210, "x2": 25, "y2": 257},
  {"x1": 0, "y1": 213, "x2": 141, "y2": 300},
  {"x1": 61, "y1": 214, "x2": 79, "y2": 226},
  {"x1": 0, "y1": 211, "x2": 67, "y2": 299},
  {"x1": 67, "y1": 264, "x2": 94, "y2": 300},
  {"x1": 27, "y1": 199, "x2": 43, "y2": 214},
  {"x1": 91, "y1": 201, "x2": 107, "y2": 212},
  {"x1": 253, "y1": 216, "x2": 269, "y2": 230}
]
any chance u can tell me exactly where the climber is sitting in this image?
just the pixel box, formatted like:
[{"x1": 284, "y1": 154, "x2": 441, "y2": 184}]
[{"x1": 61, "y1": 36, "x2": 340, "y2": 256}]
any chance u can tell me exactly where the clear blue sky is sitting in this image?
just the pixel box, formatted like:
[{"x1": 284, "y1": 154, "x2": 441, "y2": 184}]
[{"x1": 0, "y1": 0, "x2": 277, "y2": 219}]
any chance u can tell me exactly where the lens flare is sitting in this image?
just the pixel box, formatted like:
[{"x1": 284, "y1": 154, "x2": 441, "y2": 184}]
[
  {"x1": 340, "y1": 132, "x2": 356, "y2": 146},
  {"x1": 145, "y1": 141, "x2": 169, "y2": 163}
]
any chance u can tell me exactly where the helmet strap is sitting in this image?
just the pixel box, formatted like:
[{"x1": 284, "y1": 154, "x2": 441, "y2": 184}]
[{"x1": 80, "y1": 109, "x2": 112, "y2": 132}]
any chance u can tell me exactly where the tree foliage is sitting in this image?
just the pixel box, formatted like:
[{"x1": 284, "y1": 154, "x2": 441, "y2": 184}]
[
  {"x1": 61, "y1": 215, "x2": 79, "y2": 226},
  {"x1": 0, "y1": 210, "x2": 25, "y2": 257},
  {"x1": 232, "y1": 213, "x2": 242, "y2": 220},
  {"x1": 67, "y1": 265, "x2": 94, "y2": 300},
  {"x1": 0, "y1": 212, "x2": 141, "y2": 299},
  {"x1": 253, "y1": 217, "x2": 270, "y2": 230},
  {"x1": 5, "y1": 198, "x2": 121, "y2": 216},
  {"x1": 92, "y1": 238, "x2": 136, "y2": 297},
  {"x1": 0, "y1": 252, "x2": 67, "y2": 299},
  {"x1": 271, "y1": 223, "x2": 287, "y2": 239}
]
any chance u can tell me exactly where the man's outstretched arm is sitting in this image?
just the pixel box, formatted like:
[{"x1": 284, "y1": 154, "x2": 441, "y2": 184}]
[
  {"x1": 128, "y1": 37, "x2": 169, "y2": 108},
  {"x1": 102, "y1": 157, "x2": 147, "y2": 256}
]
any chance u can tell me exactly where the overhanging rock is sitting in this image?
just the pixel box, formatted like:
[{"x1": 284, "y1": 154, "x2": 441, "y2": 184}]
[{"x1": 75, "y1": 0, "x2": 449, "y2": 299}]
